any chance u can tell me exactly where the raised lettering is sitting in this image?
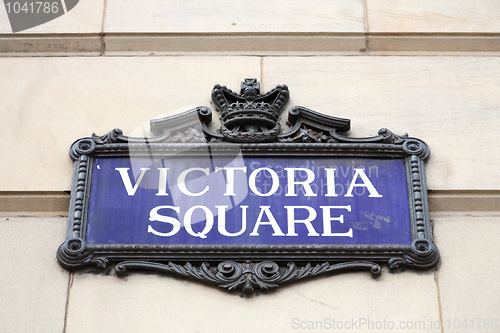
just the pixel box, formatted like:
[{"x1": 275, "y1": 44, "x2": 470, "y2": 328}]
[
  {"x1": 148, "y1": 205, "x2": 180, "y2": 237},
  {"x1": 156, "y1": 168, "x2": 169, "y2": 196},
  {"x1": 324, "y1": 168, "x2": 339, "y2": 197},
  {"x1": 216, "y1": 205, "x2": 247, "y2": 236},
  {"x1": 184, "y1": 205, "x2": 213, "y2": 239},
  {"x1": 177, "y1": 167, "x2": 209, "y2": 196},
  {"x1": 345, "y1": 168, "x2": 382, "y2": 197},
  {"x1": 249, "y1": 168, "x2": 279, "y2": 196},
  {"x1": 320, "y1": 205, "x2": 353, "y2": 237},
  {"x1": 285, "y1": 206, "x2": 319, "y2": 236},
  {"x1": 285, "y1": 168, "x2": 317, "y2": 197},
  {"x1": 249, "y1": 206, "x2": 285, "y2": 236},
  {"x1": 215, "y1": 167, "x2": 247, "y2": 196},
  {"x1": 115, "y1": 167, "x2": 150, "y2": 196}
]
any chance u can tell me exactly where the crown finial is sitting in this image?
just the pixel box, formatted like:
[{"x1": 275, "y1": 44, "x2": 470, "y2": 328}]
[
  {"x1": 240, "y1": 78, "x2": 260, "y2": 101},
  {"x1": 211, "y1": 79, "x2": 289, "y2": 143}
]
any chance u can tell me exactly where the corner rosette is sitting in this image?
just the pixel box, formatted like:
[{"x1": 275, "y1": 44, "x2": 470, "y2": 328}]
[
  {"x1": 69, "y1": 138, "x2": 96, "y2": 160},
  {"x1": 388, "y1": 239, "x2": 439, "y2": 271},
  {"x1": 402, "y1": 138, "x2": 430, "y2": 159},
  {"x1": 57, "y1": 237, "x2": 101, "y2": 269}
]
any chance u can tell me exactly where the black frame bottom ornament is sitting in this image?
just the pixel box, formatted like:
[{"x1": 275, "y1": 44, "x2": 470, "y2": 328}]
[{"x1": 57, "y1": 79, "x2": 439, "y2": 295}]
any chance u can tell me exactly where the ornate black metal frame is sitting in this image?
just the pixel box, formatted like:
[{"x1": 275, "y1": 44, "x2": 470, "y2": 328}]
[{"x1": 57, "y1": 79, "x2": 439, "y2": 295}]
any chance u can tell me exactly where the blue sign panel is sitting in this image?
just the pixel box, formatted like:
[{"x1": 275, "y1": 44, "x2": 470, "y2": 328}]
[{"x1": 86, "y1": 156, "x2": 411, "y2": 245}]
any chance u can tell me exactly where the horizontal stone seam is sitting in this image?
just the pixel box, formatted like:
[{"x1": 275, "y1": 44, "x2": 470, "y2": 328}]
[
  {"x1": 0, "y1": 32, "x2": 499, "y2": 55},
  {"x1": 2, "y1": 32, "x2": 499, "y2": 37},
  {"x1": 0, "y1": 191, "x2": 499, "y2": 215}
]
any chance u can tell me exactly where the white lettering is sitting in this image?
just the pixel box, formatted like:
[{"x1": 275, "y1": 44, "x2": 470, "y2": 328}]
[
  {"x1": 285, "y1": 206, "x2": 319, "y2": 236},
  {"x1": 324, "y1": 168, "x2": 338, "y2": 197},
  {"x1": 249, "y1": 168, "x2": 279, "y2": 196},
  {"x1": 345, "y1": 168, "x2": 382, "y2": 197},
  {"x1": 285, "y1": 168, "x2": 317, "y2": 197},
  {"x1": 148, "y1": 205, "x2": 180, "y2": 237},
  {"x1": 177, "y1": 167, "x2": 209, "y2": 196},
  {"x1": 215, "y1": 167, "x2": 247, "y2": 196},
  {"x1": 115, "y1": 167, "x2": 150, "y2": 196},
  {"x1": 184, "y1": 205, "x2": 213, "y2": 239},
  {"x1": 320, "y1": 205, "x2": 353, "y2": 237},
  {"x1": 156, "y1": 168, "x2": 169, "y2": 196},
  {"x1": 249, "y1": 206, "x2": 285, "y2": 236},
  {"x1": 216, "y1": 205, "x2": 247, "y2": 236}
]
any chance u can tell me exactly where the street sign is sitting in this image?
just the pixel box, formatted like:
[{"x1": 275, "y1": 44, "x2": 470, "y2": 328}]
[{"x1": 58, "y1": 79, "x2": 439, "y2": 294}]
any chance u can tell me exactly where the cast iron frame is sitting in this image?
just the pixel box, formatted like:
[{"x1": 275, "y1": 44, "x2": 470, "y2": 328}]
[{"x1": 57, "y1": 80, "x2": 439, "y2": 295}]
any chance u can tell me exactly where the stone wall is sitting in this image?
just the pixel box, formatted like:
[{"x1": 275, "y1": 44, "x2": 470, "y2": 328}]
[{"x1": 1, "y1": 1, "x2": 499, "y2": 332}]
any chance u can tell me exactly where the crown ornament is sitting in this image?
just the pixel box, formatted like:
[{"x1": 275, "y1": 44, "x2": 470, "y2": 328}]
[{"x1": 211, "y1": 78, "x2": 290, "y2": 143}]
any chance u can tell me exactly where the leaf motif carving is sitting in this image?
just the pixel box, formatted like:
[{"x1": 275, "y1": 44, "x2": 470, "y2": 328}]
[{"x1": 114, "y1": 260, "x2": 381, "y2": 295}]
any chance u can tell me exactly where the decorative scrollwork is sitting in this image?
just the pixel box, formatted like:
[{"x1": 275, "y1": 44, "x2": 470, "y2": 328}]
[
  {"x1": 114, "y1": 260, "x2": 381, "y2": 295},
  {"x1": 88, "y1": 107, "x2": 222, "y2": 146},
  {"x1": 378, "y1": 128, "x2": 408, "y2": 144},
  {"x1": 403, "y1": 139, "x2": 424, "y2": 155},
  {"x1": 70, "y1": 138, "x2": 96, "y2": 160},
  {"x1": 57, "y1": 237, "x2": 108, "y2": 269},
  {"x1": 75, "y1": 139, "x2": 95, "y2": 154},
  {"x1": 280, "y1": 125, "x2": 335, "y2": 143},
  {"x1": 413, "y1": 239, "x2": 433, "y2": 255},
  {"x1": 166, "y1": 127, "x2": 204, "y2": 143},
  {"x1": 70, "y1": 80, "x2": 430, "y2": 155},
  {"x1": 92, "y1": 128, "x2": 125, "y2": 144},
  {"x1": 388, "y1": 239, "x2": 439, "y2": 271},
  {"x1": 275, "y1": 106, "x2": 424, "y2": 154}
]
